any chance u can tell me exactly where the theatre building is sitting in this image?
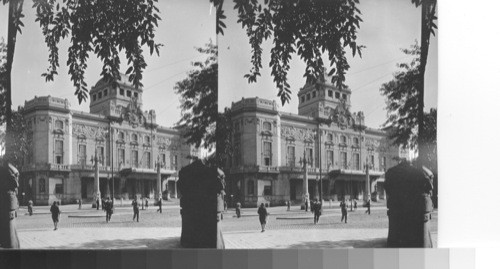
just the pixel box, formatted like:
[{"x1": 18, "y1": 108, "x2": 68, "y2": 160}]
[
  {"x1": 226, "y1": 78, "x2": 407, "y2": 208},
  {"x1": 20, "y1": 74, "x2": 198, "y2": 205}
]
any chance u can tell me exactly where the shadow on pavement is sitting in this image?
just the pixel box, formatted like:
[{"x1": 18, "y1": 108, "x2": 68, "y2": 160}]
[
  {"x1": 285, "y1": 238, "x2": 387, "y2": 249},
  {"x1": 66, "y1": 237, "x2": 181, "y2": 249}
]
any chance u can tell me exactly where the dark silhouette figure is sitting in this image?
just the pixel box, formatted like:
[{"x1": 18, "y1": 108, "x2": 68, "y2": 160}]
[
  {"x1": 340, "y1": 199, "x2": 348, "y2": 223},
  {"x1": 235, "y1": 202, "x2": 241, "y2": 218},
  {"x1": 50, "y1": 201, "x2": 61, "y2": 230},
  {"x1": 28, "y1": 200, "x2": 33, "y2": 216},
  {"x1": 177, "y1": 158, "x2": 226, "y2": 248},
  {"x1": 96, "y1": 198, "x2": 100, "y2": 210},
  {"x1": 287, "y1": 200, "x2": 291, "y2": 211},
  {"x1": 105, "y1": 197, "x2": 113, "y2": 223},
  {"x1": 157, "y1": 197, "x2": 162, "y2": 213},
  {"x1": 78, "y1": 199, "x2": 82, "y2": 210},
  {"x1": 132, "y1": 197, "x2": 140, "y2": 222},
  {"x1": 257, "y1": 203, "x2": 269, "y2": 232},
  {"x1": 0, "y1": 163, "x2": 20, "y2": 248},
  {"x1": 385, "y1": 161, "x2": 434, "y2": 248},
  {"x1": 312, "y1": 199, "x2": 322, "y2": 224},
  {"x1": 365, "y1": 199, "x2": 371, "y2": 215}
]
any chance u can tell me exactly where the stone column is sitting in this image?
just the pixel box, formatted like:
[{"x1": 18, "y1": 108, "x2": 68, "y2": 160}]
[
  {"x1": 156, "y1": 158, "x2": 162, "y2": 201},
  {"x1": 93, "y1": 148, "x2": 101, "y2": 207}
]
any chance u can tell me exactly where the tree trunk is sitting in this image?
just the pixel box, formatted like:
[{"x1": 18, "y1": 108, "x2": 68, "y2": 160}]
[
  {"x1": 4, "y1": 0, "x2": 24, "y2": 162},
  {"x1": 417, "y1": 0, "x2": 436, "y2": 165}
]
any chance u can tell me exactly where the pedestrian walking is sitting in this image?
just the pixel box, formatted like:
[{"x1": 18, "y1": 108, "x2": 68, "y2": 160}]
[
  {"x1": 105, "y1": 197, "x2": 113, "y2": 223},
  {"x1": 96, "y1": 197, "x2": 100, "y2": 210},
  {"x1": 257, "y1": 203, "x2": 269, "y2": 232},
  {"x1": 340, "y1": 199, "x2": 348, "y2": 223},
  {"x1": 365, "y1": 199, "x2": 371, "y2": 215},
  {"x1": 28, "y1": 200, "x2": 33, "y2": 216},
  {"x1": 305, "y1": 199, "x2": 309, "y2": 212},
  {"x1": 50, "y1": 201, "x2": 61, "y2": 230},
  {"x1": 354, "y1": 199, "x2": 357, "y2": 210},
  {"x1": 287, "y1": 200, "x2": 291, "y2": 211},
  {"x1": 132, "y1": 196, "x2": 140, "y2": 222},
  {"x1": 312, "y1": 199, "x2": 322, "y2": 224},
  {"x1": 157, "y1": 197, "x2": 162, "y2": 213},
  {"x1": 145, "y1": 198, "x2": 149, "y2": 210},
  {"x1": 236, "y1": 202, "x2": 241, "y2": 218},
  {"x1": 78, "y1": 199, "x2": 82, "y2": 210}
]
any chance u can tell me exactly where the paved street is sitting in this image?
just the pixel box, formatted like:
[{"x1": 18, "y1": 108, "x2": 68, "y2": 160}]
[{"x1": 15, "y1": 201, "x2": 438, "y2": 249}]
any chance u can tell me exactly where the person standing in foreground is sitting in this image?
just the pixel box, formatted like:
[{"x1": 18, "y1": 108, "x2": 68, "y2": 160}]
[
  {"x1": 365, "y1": 199, "x2": 371, "y2": 215},
  {"x1": 105, "y1": 197, "x2": 113, "y2": 223},
  {"x1": 340, "y1": 198, "x2": 348, "y2": 223},
  {"x1": 96, "y1": 197, "x2": 100, "y2": 210},
  {"x1": 50, "y1": 201, "x2": 61, "y2": 230},
  {"x1": 236, "y1": 202, "x2": 241, "y2": 218},
  {"x1": 312, "y1": 199, "x2": 322, "y2": 224},
  {"x1": 132, "y1": 196, "x2": 140, "y2": 222},
  {"x1": 28, "y1": 200, "x2": 33, "y2": 216},
  {"x1": 157, "y1": 196, "x2": 162, "y2": 213},
  {"x1": 257, "y1": 203, "x2": 269, "y2": 232}
]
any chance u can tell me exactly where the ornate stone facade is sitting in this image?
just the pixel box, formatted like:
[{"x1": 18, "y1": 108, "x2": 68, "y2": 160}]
[
  {"x1": 226, "y1": 84, "x2": 406, "y2": 208},
  {"x1": 19, "y1": 75, "x2": 198, "y2": 205}
]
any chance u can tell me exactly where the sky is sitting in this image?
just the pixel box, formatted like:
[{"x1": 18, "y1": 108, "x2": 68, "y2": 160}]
[
  {"x1": 0, "y1": 0, "x2": 215, "y2": 128},
  {"x1": 218, "y1": 0, "x2": 438, "y2": 129}
]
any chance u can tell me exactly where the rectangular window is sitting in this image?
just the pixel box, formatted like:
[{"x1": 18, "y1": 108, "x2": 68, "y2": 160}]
[
  {"x1": 118, "y1": 149, "x2": 125, "y2": 166},
  {"x1": 327, "y1": 150, "x2": 334, "y2": 168},
  {"x1": 161, "y1": 154, "x2": 166, "y2": 167},
  {"x1": 307, "y1": 148, "x2": 313, "y2": 167},
  {"x1": 127, "y1": 90, "x2": 132, "y2": 97},
  {"x1": 301, "y1": 96, "x2": 305, "y2": 103},
  {"x1": 145, "y1": 152, "x2": 151, "y2": 168},
  {"x1": 78, "y1": 144, "x2": 86, "y2": 165},
  {"x1": 173, "y1": 155, "x2": 178, "y2": 169},
  {"x1": 97, "y1": 146, "x2": 105, "y2": 165},
  {"x1": 328, "y1": 90, "x2": 333, "y2": 97},
  {"x1": 120, "y1": 88, "x2": 124, "y2": 95},
  {"x1": 312, "y1": 91, "x2": 316, "y2": 98},
  {"x1": 342, "y1": 93, "x2": 347, "y2": 99},
  {"x1": 335, "y1": 92, "x2": 340, "y2": 99},
  {"x1": 287, "y1": 146, "x2": 295, "y2": 167},
  {"x1": 353, "y1": 153, "x2": 360, "y2": 170},
  {"x1": 341, "y1": 152, "x2": 348, "y2": 169},
  {"x1": 134, "y1": 92, "x2": 138, "y2": 98},
  {"x1": 382, "y1": 156, "x2": 386, "y2": 169},
  {"x1": 263, "y1": 142, "x2": 272, "y2": 166},
  {"x1": 104, "y1": 89, "x2": 108, "y2": 96},
  {"x1": 98, "y1": 92, "x2": 102, "y2": 99},
  {"x1": 132, "y1": 150, "x2": 138, "y2": 167},
  {"x1": 55, "y1": 140, "x2": 63, "y2": 164},
  {"x1": 370, "y1": 155, "x2": 375, "y2": 167},
  {"x1": 93, "y1": 94, "x2": 97, "y2": 101},
  {"x1": 55, "y1": 183, "x2": 63, "y2": 194},
  {"x1": 263, "y1": 185, "x2": 272, "y2": 196},
  {"x1": 307, "y1": 93, "x2": 311, "y2": 101}
]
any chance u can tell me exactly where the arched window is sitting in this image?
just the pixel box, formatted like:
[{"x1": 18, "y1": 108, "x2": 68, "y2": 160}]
[
  {"x1": 145, "y1": 136, "x2": 151, "y2": 144},
  {"x1": 263, "y1": 122, "x2": 272, "y2": 131},
  {"x1": 247, "y1": 180, "x2": 254, "y2": 195},
  {"x1": 340, "y1": 135, "x2": 347, "y2": 144},
  {"x1": 327, "y1": 133, "x2": 333, "y2": 142},
  {"x1": 131, "y1": 134, "x2": 138, "y2": 142},
  {"x1": 353, "y1": 137, "x2": 359, "y2": 147},
  {"x1": 118, "y1": 132, "x2": 125, "y2": 140}
]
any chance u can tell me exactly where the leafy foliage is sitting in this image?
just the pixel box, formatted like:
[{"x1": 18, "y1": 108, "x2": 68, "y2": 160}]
[
  {"x1": 175, "y1": 41, "x2": 218, "y2": 150},
  {"x1": 1, "y1": 107, "x2": 31, "y2": 167},
  {"x1": 380, "y1": 43, "x2": 421, "y2": 149},
  {"x1": 210, "y1": 0, "x2": 226, "y2": 35},
  {"x1": 233, "y1": 0, "x2": 364, "y2": 105},
  {"x1": 31, "y1": 0, "x2": 163, "y2": 104},
  {"x1": 0, "y1": 38, "x2": 7, "y2": 125},
  {"x1": 380, "y1": 43, "x2": 436, "y2": 164}
]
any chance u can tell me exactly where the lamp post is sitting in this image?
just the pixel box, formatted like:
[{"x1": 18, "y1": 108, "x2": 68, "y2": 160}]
[
  {"x1": 155, "y1": 155, "x2": 162, "y2": 203},
  {"x1": 90, "y1": 148, "x2": 101, "y2": 208},
  {"x1": 299, "y1": 150, "x2": 311, "y2": 211}
]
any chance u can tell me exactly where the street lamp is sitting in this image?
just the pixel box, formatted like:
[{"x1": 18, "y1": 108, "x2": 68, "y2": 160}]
[{"x1": 299, "y1": 151, "x2": 312, "y2": 211}]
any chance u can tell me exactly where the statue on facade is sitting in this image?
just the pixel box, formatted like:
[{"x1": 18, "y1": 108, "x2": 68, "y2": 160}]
[{"x1": 0, "y1": 163, "x2": 20, "y2": 248}]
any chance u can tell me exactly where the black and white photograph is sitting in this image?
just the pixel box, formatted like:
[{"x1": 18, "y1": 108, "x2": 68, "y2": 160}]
[
  {"x1": 0, "y1": 0, "x2": 218, "y2": 249},
  {"x1": 217, "y1": 0, "x2": 437, "y2": 248}
]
